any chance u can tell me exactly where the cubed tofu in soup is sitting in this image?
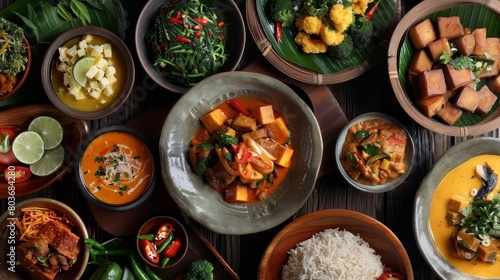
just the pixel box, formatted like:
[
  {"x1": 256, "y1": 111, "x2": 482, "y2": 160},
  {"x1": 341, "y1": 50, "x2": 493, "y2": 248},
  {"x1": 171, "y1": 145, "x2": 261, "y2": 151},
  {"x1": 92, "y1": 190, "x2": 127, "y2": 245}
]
[
  {"x1": 451, "y1": 34, "x2": 475, "y2": 56},
  {"x1": 442, "y1": 64, "x2": 475, "y2": 90},
  {"x1": 200, "y1": 108, "x2": 228, "y2": 132},
  {"x1": 427, "y1": 38, "x2": 452, "y2": 62},
  {"x1": 437, "y1": 102, "x2": 463, "y2": 125},
  {"x1": 409, "y1": 49, "x2": 433, "y2": 75},
  {"x1": 476, "y1": 85, "x2": 498, "y2": 115},
  {"x1": 409, "y1": 18, "x2": 438, "y2": 49},
  {"x1": 416, "y1": 94, "x2": 446, "y2": 117},
  {"x1": 417, "y1": 69, "x2": 447, "y2": 97},
  {"x1": 436, "y1": 16, "x2": 464, "y2": 39},
  {"x1": 472, "y1": 28, "x2": 487, "y2": 55},
  {"x1": 454, "y1": 86, "x2": 482, "y2": 113},
  {"x1": 253, "y1": 105, "x2": 275, "y2": 125}
]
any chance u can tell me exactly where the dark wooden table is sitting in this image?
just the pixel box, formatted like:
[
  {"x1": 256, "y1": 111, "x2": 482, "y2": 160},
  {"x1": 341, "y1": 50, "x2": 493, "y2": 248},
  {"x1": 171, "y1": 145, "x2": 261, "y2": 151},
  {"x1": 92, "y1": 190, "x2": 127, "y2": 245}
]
[{"x1": 2, "y1": 0, "x2": 499, "y2": 279}]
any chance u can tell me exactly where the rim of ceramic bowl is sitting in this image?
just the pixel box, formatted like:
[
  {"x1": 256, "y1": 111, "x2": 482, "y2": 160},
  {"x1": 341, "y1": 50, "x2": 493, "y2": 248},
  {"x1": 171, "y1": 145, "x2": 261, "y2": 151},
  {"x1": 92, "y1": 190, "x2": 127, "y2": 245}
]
[
  {"x1": 0, "y1": 197, "x2": 89, "y2": 280},
  {"x1": 387, "y1": 0, "x2": 500, "y2": 136},
  {"x1": 134, "y1": 0, "x2": 246, "y2": 94},
  {"x1": 41, "y1": 26, "x2": 135, "y2": 120},
  {"x1": 0, "y1": 37, "x2": 32, "y2": 102},
  {"x1": 335, "y1": 112, "x2": 415, "y2": 193},
  {"x1": 74, "y1": 125, "x2": 157, "y2": 211}
]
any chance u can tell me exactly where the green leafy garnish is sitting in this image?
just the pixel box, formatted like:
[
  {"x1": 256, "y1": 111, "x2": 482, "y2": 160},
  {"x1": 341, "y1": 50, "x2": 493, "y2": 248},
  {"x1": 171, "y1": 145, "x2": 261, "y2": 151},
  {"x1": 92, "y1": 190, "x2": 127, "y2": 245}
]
[
  {"x1": 460, "y1": 195, "x2": 500, "y2": 238},
  {"x1": 0, "y1": 17, "x2": 28, "y2": 76},
  {"x1": 217, "y1": 134, "x2": 238, "y2": 147},
  {"x1": 354, "y1": 130, "x2": 369, "y2": 140},
  {"x1": 364, "y1": 143, "x2": 380, "y2": 155}
]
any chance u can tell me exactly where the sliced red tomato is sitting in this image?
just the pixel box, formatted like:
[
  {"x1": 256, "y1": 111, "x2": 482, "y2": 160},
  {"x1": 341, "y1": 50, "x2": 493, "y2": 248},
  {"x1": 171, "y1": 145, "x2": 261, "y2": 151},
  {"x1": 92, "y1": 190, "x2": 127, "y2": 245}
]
[
  {"x1": 140, "y1": 238, "x2": 160, "y2": 264},
  {"x1": 3, "y1": 166, "x2": 32, "y2": 183},
  {"x1": 0, "y1": 150, "x2": 19, "y2": 165}
]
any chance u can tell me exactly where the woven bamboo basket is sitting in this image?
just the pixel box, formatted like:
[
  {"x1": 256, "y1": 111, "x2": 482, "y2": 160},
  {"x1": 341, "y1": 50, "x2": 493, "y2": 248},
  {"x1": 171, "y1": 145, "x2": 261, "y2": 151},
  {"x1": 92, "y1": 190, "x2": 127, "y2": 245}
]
[
  {"x1": 246, "y1": 0, "x2": 402, "y2": 85},
  {"x1": 388, "y1": 0, "x2": 500, "y2": 137}
]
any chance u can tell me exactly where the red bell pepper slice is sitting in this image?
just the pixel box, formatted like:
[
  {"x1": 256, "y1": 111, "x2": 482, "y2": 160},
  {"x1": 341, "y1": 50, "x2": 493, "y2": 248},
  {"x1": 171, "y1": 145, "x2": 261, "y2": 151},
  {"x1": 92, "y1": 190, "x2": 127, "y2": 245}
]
[
  {"x1": 140, "y1": 238, "x2": 160, "y2": 264},
  {"x1": 387, "y1": 136, "x2": 406, "y2": 146},
  {"x1": 231, "y1": 142, "x2": 252, "y2": 164},
  {"x1": 2, "y1": 166, "x2": 32, "y2": 183},
  {"x1": 154, "y1": 223, "x2": 173, "y2": 247},
  {"x1": 227, "y1": 100, "x2": 252, "y2": 117},
  {"x1": 163, "y1": 237, "x2": 182, "y2": 258}
]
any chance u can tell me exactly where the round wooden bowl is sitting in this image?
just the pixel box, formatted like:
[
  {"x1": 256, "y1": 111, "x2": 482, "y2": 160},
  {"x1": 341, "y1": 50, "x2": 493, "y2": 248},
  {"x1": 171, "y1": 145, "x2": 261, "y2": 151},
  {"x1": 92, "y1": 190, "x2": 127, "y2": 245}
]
[
  {"x1": 246, "y1": 0, "x2": 402, "y2": 85},
  {"x1": 388, "y1": 0, "x2": 500, "y2": 136},
  {"x1": 258, "y1": 209, "x2": 413, "y2": 280}
]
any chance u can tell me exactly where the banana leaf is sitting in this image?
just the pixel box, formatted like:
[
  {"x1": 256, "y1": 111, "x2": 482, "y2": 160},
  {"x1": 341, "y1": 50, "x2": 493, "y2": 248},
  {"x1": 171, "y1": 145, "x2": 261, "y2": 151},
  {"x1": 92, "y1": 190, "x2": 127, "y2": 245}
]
[
  {"x1": 0, "y1": 0, "x2": 128, "y2": 45},
  {"x1": 256, "y1": 0, "x2": 397, "y2": 73},
  {"x1": 398, "y1": 3, "x2": 500, "y2": 127}
]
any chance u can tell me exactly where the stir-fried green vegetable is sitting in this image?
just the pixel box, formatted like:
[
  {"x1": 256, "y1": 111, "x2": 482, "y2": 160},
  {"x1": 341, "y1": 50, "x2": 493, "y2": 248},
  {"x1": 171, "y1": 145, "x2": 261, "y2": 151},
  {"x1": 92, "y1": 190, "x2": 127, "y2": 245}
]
[
  {"x1": 145, "y1": 0, "x2": 229, "y2": 87},
  {"x1": 0, "y1": 17, "x2": 27, "y2": 76}
]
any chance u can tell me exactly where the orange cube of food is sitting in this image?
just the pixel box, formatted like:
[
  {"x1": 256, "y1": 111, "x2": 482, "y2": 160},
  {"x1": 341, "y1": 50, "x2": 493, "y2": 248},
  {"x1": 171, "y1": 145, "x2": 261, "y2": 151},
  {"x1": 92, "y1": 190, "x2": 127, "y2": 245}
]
[
  {"x1": 427, "y1": 38, "x2": 452, "y2": 62},
  {"x1": 485, "y1": 37, "x2": 500, "y2": 56},
  {"x1": 476, "y1": 85, "x2": 498, "y2": 115},
  {"x1": 272, "y1": 143, "x2": 294, "y2": 167},
  {"x1": 452, "y1": 34, "x2": 476, "y2": 56},
  {"x1": 442, "y1": 64, "x2": 475, "y2": 90},
  {"x1": 457, "y1": 230, "x2": 481, "y2": 252},
  {"x1": 417, "y1": 69, "x2": 447, "y2": 97},
  {"x1": 264, "y1": 116, "x2": 291, "y2": 145},
  {"x1": 472, "y1": 28, "x2": 487, "y2": 56},
  {"x1": 232, "y1": 113, "x2": 258, "y2": 132},
  {"x1": 448, "y1": 197, "x2": 469, "y2": 212},
  {"x1": 200, "y1": 108, "x2": 228, "y2": 132},
  {"x1": 478, "y1": 244, "x2": 498, "y2": 263},
  {"x1": 445, "y1": 210, "x2": 462, "y2": 225},
  {"x1": 409, "y1": 49, "x2": 433, "y2": 75},
  {"x1": 253, "y1": 105, "x2": 275, "y2": 125},
  {"x1": 409, "y1": 18, "x2": 438, "y2": 49},
  {"x1": 190, "y1": 126, "x2": 211, "y2": 146},
  {"x1": 436, "y1": 16, "x2": 464, "y2": 39},
  {"x1": 454, "y1": 86, "x2": 482, "y2": 113},
  {"x1": 225, "y1": 183, "x2": 248, "y2": 203},
  {"x1": 416, "y1": 95, "x2": 446, "y2": 118},
  {"x1": 437, "y1": 102, "x2": 463, "y2": 125}
]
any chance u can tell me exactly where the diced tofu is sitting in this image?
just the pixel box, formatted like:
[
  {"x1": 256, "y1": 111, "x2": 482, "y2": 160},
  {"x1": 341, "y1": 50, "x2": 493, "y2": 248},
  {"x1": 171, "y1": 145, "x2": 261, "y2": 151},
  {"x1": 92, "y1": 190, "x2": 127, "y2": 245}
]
[
  {"x1": 67, "y1": 45, "x2": 77, "y2": 56},
  {"x1": 409, "y1": 49, "x2": 433, "y2": 75},
  {"x1": 76, "y1": 48, "x2": 86, "y2": 57},
  {"x1": 478, "y1": 244, "x2": 498, "y2": 263},
  {"x1": 416, "y1": 95, "x2": 446, "y2": 117},
  {"x1": 107, "y1": 75, "x2": 117, "y2": 85},
  {"x1": 106, "y1": 66, "x2": 116, "y2": 76},
  {"x1": 485, "y1": 37, "x2": 500, "y2": 56},
  {"x1": 428, "y1": 38, "x2": 452, "y2": 62},
  {"x1": 68, "y1": 85, "x2": 82, "y2": 97},
  {"x1": 253, "y1": 105, "x2": 275, "y2": 125},
  {"x1": 99, "y1": 77, "x2": 111, "y2": 89},
  {"x1": 93, "y1": 44, "x2": 104, "y2": 55},
  {"x1": 58, "y1": 46, "x2": 68, "y2": 61},
  {"x1": 476, "y1": 85, "x2": 498, "y2": 115},
  {"x1": 437, "y1": 102, "x2": 463, "y2": 125},
  {"x1": 95, "y1": 69, "x2": 105, "y2": 81},
  {"x1": 409, "y1": 18, "x2": 437, "y2": 49},
  {"x1": 264, "y1": 117, "x2": 290, "y2": 145},
  {"x1": 417, "y1": 69, "x2": 447, "y2": 97},
  {"x1": 454, "y1": 86, "x2": 482, "y2": 113},
  {"x1": 442, "y1": 64, "x2": 475, "y2": 90},
  {"x1": 225, "y1": 183, "x2": 248, "y2": 203},
  {"x1": 103, "y1": 87, "x2": 114, "y2": 96},
  {"x1": 271, "y1": 143, "x2": 294, "y2": 167},
  {"x1": 89, "y1": 80, "x2": 99, "y2": 89},
  {"x1": 103, "y1": 43, "x2": 112, "y2": 57},
  {"x1": 436, "y1": 16, "x2": 464, "y2": 39},
  {"x1": 472, "y1": 28, "x2": 487, "y2": 56},
  {"x1": 447, "y1": 197, "x2": 469, "y2": 212},
  {"x1": 78, "y1": 39, "x2": 88, "y2": 49},
  {"x1": 452, "y1": 34, "x2": 476, "y2": 56},
  {"x1": 75, "y1": 92, "x2": 86, "y2": 100},
  {"x1": 85, "y1": 65, "x2": 99, "y2": 79},
  {"x1": 445, "y1": 210, "x2": 462, "y2": 225},
  {"x1": 489, "y1": 75, "x2": 500, "y2": 93},
  {"x1": 63, "y1": 73, "x2": 71, "y2": 86},
  {"x1": 200, "y1": 108, "x2": 228, "y2": 132},
  {"x1": 83, "y1": 34, "x2": 93, "y2": 42},
  {"x1": 231, "y1": 113, "x2": 258, "y2": 132},
  {"x1": 242, "y1": 128, "x2": 268, "y2": 142},
  {"x1": 457, "y1": 230, "x2": 480, "y2": 252},
  {"x1": 95, "y1": 56, "x2": 108, "y2": 69},
  {"x1": 89, "y1": 89, "x2": 101, "y2": 99}
]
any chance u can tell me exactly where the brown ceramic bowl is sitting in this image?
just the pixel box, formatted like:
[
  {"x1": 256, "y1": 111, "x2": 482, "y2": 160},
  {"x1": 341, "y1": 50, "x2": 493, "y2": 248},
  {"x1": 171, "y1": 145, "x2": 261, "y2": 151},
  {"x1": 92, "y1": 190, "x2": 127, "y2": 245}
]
[
  {"x1": 388, "y1": 0, "x2": 500, "y2": 136},
  {"x1": 41, "y1": 26, "x2": 134, "y2": 120},
  {"x1": 0, "y1": 37, "x2": 31, "y2": 102},
  {"x1": 0, "y1": 198, "x2": 89, "y2": 280},
  {"x1": 135, "y1": 0, "x2": 245, "y2": 94},
  {"x1": 258, "y1": 209, "x2": 413, "y2": 280},
  {"x1": 136, "y1": 216, "x2": 189, "y2": 269}
]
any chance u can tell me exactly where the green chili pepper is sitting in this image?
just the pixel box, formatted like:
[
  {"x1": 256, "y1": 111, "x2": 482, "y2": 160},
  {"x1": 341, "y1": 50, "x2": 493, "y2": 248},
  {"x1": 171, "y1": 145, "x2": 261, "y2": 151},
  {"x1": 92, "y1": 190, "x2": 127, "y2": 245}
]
[
  {"x1": 157, "y1": 232, "x2": 174, "y2": 254},
  {"x1": 144, "y1": 262, "x2": 163, "y2": 280},
  {"x1": 130, "y1": 254, "x2": 151, "y2": 280},
  {"x1": 160, "y1": 256, "x2": 171, "y2": 268},
  {"x1": 137, "y1": 233, "x2": 155, "y2": 240},
  {"x1": 85, "y1": 238, "x2": 107, "y2": 251}
]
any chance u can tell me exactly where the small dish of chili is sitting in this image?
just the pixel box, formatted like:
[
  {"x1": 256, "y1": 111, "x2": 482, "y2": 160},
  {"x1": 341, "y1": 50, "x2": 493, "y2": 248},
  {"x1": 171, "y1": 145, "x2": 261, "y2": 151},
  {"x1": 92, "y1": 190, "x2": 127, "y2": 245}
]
[
  {"x1": 136, "y1": 216, "x2": 188, "y2": 269},
  {"x1": 335, "y1": 112, "x2": 415, "y2": 193}
]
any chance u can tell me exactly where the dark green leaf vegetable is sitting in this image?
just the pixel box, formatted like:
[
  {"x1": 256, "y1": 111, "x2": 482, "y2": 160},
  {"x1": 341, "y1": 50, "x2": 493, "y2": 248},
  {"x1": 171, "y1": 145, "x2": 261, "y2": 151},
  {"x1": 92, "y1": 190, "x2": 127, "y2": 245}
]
[
  {"x1": 145, "y1": 0, "x2": 229, "y2": 87},
  {"x1": 327, "y1": 33, "x2": 353, "y2": 59},
  {"x1": 266, "y1": 0, "x2": 295, "y2": 27},
  {"x1": 184, "y1": 259, "x2": 214, "y2": 280},
  {"x1": 0, "y1": 17, "x2": 27, "y2": 76},
  {"x1": 350, "y1": 17, "x2": 374, "y2": 48}
]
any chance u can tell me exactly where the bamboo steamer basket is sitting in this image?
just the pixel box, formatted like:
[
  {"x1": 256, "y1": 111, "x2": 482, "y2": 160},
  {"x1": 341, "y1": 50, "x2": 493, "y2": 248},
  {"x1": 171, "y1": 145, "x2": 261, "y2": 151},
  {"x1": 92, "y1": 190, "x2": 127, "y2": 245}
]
[
  {"x1": 388, "y1": 0, "x2": 500, "y2": 137},
  {"x1": 246, "y1": 0, "x2": 402, "y2": 85}
]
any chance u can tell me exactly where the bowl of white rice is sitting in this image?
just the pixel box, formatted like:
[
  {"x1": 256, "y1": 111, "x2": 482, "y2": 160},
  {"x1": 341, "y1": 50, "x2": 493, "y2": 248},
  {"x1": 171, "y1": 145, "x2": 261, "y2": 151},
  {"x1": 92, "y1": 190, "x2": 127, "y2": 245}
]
[{"x1": 258, "y1": 209, "x2": 414, "y2": 280}]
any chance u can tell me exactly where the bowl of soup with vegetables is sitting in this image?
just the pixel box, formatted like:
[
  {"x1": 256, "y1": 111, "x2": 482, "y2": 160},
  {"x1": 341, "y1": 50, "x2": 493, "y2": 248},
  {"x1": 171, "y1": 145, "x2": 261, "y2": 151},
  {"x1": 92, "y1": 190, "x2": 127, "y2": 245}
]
[
  {"x1": 42, "y1": 26, "x2": 134, "y2": 120},
  {"x1": 75, "y1": 125, "x2": 156, "y2": 211}
]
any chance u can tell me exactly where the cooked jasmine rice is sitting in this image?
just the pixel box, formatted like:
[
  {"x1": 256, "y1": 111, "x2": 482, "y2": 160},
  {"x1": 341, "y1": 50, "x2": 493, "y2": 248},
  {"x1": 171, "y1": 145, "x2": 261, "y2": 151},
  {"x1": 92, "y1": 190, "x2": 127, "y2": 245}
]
[{"x1": 281, "y1": 228, "x2": 384, "y2": 280}]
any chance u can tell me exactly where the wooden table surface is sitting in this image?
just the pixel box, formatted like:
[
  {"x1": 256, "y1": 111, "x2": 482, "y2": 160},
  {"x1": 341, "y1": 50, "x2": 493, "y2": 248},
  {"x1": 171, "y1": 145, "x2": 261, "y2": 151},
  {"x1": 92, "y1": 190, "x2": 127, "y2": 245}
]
[{"x1": 2, "y1": 0, "x2": 499, "y2": 279}]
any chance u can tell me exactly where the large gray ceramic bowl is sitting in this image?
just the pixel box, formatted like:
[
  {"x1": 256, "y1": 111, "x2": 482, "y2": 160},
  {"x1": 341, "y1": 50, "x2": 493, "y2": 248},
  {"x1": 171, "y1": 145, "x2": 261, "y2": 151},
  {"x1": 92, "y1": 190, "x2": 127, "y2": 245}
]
[
  {"x1": 159, "y1": 71, "x2": 323, "y2": 234},
  {"x1": 135, "y1": 0, "x2": 246, "y2": 94},
  {"x1": 414, "y1": 137, "x2": 500, "y2": 279}
]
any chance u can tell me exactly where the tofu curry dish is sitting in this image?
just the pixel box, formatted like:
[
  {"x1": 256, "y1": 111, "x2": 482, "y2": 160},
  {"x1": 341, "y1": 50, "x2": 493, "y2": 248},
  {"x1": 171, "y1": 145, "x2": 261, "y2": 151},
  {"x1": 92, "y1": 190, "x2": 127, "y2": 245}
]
[
  {"x1": 189, "y1": 97, "x2": 294, "y2": 203},
  {"x1": 339, "y1": 119, "x2": 409, "y2": 185},
  {"x1": 14, "y1": 207, "x2": 82, "y2": 280}
]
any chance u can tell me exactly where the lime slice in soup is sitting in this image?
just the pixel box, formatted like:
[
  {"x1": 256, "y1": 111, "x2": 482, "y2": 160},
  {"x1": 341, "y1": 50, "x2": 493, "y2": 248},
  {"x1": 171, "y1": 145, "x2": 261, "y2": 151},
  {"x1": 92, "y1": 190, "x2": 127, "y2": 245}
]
[
  {"x1": 12, "y1": 131, "x2": 45, "y2": 164},
  {"x1": 30, "y1": 144, "x2": 65, "y2": 176},
  {"x1": 28, "y1": 116, "x2": 63, "y2": 150},
  {"x1": 73, "y1": 55, "x2": 96, "y2": 87}
]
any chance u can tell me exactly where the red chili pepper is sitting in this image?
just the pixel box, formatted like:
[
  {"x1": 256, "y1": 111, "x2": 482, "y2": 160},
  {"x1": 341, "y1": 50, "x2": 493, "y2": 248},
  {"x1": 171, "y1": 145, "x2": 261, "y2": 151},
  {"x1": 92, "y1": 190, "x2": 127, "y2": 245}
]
[
  {"x1": 140, "y1": 239, "x2": 160, "y2": 264},
  {"x1": 154, "y1": 223, "x2": 173, "y2": 247},
  {"x1": 217, "y1": 20, "x2": 225, "y2": 29},
  {"x1": 0, "y1": 150, "x2": 19, "y2": 165},
  {"x1": 2, "y1": 166, "x2": 32, "y2": 183},
  {"x1": 194, "y1": 17, "x2": 208, "y2": 25},
  {"x1": 275, "y1": 21, "x2": 282, "y2": 43},
  {"x1": 231, "y1": 142, "x2": 252, "y2": 164},
  {"x1": 169, "y1": 17, "x2": 183, "y2": 24},
  {"x1": 0, "y1": 128, "x2": 16, "y2": 142},
  {"x1": 177, "y1": 35, "x2": 192, "y2": 44},
  {"x1": 387, "y1": 136, "x2": 406, "y2": 146},
  {"x1": 195, "y1": 32, "x2": 202, "y2": 38},
  {"x1": 377, "y1": 271, "x2": 403, "y2": 280},
  {"x1": 163, "y1": 237, "x2": 182, "y2": 258},
  {"x1": 227, "y1": 100, "x2": 252, "y2": 117},
  {"x1": 365, "y1": 0, "x2": 380, "y2": 21}
]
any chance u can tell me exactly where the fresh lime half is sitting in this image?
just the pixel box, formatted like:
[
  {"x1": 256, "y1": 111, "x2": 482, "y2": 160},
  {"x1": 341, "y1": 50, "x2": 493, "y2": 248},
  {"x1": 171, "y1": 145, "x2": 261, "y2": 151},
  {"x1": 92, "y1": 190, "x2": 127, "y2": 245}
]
[
  {"x1": 12, "y1": 131, "x2": 45, "y2": 164},
  {"x1": 28, "y1": 116, "x2": 63, "y2": 150},
  {"x1": 30, "y1": 144, "x2": 65, "y2": 176},
  {"x1": 73, "y1": 55, "x2": 96, "y2": 87}
]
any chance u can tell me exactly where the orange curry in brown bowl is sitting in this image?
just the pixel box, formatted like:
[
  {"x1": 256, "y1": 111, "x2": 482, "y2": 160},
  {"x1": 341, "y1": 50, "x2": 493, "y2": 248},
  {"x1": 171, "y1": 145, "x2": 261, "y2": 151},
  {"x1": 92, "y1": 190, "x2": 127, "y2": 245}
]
[
  {"x1": 335, "y1": 112, "x2": 415, "y2": 193},
  {"x1": 75, "y1": 125, "x2": 156, "y2": 211}
]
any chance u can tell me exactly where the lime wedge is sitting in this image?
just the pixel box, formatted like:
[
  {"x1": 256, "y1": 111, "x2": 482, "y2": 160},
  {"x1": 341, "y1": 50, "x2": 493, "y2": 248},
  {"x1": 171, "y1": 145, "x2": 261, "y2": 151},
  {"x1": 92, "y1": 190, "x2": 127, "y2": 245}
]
[
  {"x1": 30, "y1": 145, "x2": 65, "y2": 176},
  {"x1": 73, "y1": 55, "x2": 96, "y2": 87},
  {"x1": 28, "y1": 116, "x2": 64, "y2": 150},
  {"x1": 12, "y1": 131, "x2": 45, "y2": 164}
]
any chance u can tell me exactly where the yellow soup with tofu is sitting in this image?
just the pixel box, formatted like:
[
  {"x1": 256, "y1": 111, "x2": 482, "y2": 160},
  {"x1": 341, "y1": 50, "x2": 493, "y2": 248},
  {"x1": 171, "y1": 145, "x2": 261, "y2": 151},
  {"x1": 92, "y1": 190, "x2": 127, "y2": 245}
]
[
  {"x1": 51, "y1": 34, "x2": 127, "y2": 112},
  {"x1": 81, "y1": 131, "x2": 154, "y2": 205},
  {"x1": 430, "y1": 155, "x2": 500, "y2": 278}
]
